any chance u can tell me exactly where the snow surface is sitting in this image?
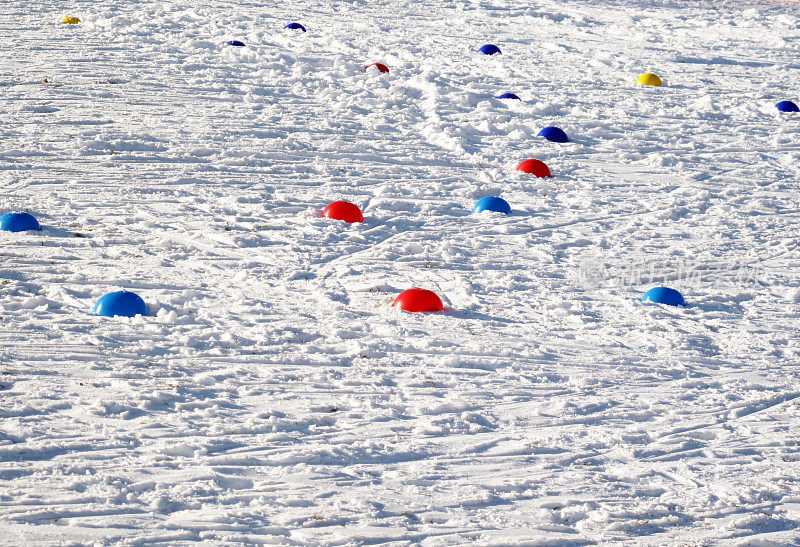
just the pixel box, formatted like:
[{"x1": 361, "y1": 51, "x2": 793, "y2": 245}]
[{"x1": 2, "y1": 0, "x2": 800, "y2": 544}]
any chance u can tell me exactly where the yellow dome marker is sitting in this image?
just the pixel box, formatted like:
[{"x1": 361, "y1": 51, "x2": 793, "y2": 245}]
[
  {"x1": 636, "y1": 73, "x2": 662, "y2": 86},
  {"x1": 62, "y1": 17, "x2": 81, "y2": 24}
]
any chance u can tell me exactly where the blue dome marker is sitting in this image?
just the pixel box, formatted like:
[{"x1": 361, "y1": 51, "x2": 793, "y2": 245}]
[
  {"x1": 284, "y1": 22, "x2": 306, "y2": 32},
  {"x1": 497, "y1": 92, "x2": 520, "y2": 100},
  {"x1": 0, "y1": 212, "x2": 41, "y2": 232},
  {"x1": 537, "y1": 126, "x2": 569, "y2": 143},
  {"x1": 473, "y1": 197, "x2": 511, "y2": 214},
  {"x1": 227, "y1": 40, "x2": 245, "y2": 47},
  {"x1": 641, "y1": 287, "x2": 685, "y2": 307},
  {"x1": 776, "y1": 100, "x2": 799, "y2": 112},
  {"x1": 94, "y1": 291, "x2": 148, "y2": 318},
  {"x1": 478, "y1": 44, "x2": 501, "y2": 55}
]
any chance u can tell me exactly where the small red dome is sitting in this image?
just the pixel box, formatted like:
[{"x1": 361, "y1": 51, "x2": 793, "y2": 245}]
[
  {"x1": 323, "y1": 201, "x2": 363, "y2": 223},
  {"x1": 392, "y1": 288, "x2": 444, "y2": 313},
  {"x1": 516, "y1": 159, "x2": 552, "y2": 178},
  {"x1": 365, "y1": 63, "x2": 389, "y2": 73}
]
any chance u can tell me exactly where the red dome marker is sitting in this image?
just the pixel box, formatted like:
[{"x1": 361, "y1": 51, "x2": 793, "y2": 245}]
[
  {"x1": 323, "y1": 201, "x2": 364, "y2": 223},
  {"x1": 392, "y1": 288, "x2": 444, "y2": 313},
  {"x1": 516, "y1": 159, "x2": 552, "y2": 178},
  {"x1": 365, "y1": 63, "x2": 389, "y2": 73}
]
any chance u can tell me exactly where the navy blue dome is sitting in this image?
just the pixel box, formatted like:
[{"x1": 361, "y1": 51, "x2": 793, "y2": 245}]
[
  {"x1": 478, "y1": 44, "x2": 501, "y2": 55},
  {"x1": 776, "y1": 100, "x2": 799, "y2": 112},
  {"x1": 537, "y1": 126, "x2": 569, "y2": 143}
]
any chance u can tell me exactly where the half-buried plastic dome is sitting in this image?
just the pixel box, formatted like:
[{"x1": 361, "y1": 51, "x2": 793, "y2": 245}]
[
  {"x1": 516, "y1": 159, "x2": 552, "y2": 178},
  {"x1": 478, "y1": 44, "x2": 501, "y2": 55},
  {"x1": 365, "y1": 63, "x2": 389, "y2": 73},
  {"x1": 0, "y1": 212, "x2": 41, "y2": 232},
  {"x1": 537, "y1": 126, "x2": 569, "y2": 143},
  {"x1": 641, "y1": 287, "x2": 685, "y2": 307},
  {"x1": 323, "y1": 201, "x2": 364, "y2": 223},
  {"x1": 392, "y1": 288, "x2": 444, "y2": 312},
  {"x1": 776, "y1": 100, "x2": 799, "y2": 112},
  {"x1": 94, "y1": 291, "x2": 148, "y2": 318},
  {"x1": 636, "y1": 73, "x2": 662, "y2": 86},
  {"x1": 473, "y1": 196, "x2": 511, "y2": 214}
]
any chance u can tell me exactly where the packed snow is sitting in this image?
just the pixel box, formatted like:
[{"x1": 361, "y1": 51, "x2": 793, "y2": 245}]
[{"x1": 2, "y1": 0, "x2": 800, "y2": 543}]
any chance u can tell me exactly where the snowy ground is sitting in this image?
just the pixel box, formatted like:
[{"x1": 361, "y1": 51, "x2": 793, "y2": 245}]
[{"x1": 2, "y1": 0, "x2": 800, "y2": 544}]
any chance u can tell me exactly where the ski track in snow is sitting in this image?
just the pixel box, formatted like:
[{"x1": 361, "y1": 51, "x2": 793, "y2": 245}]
[{"x1": 2, "y1": 0, "x2": 800, "y2": 544}]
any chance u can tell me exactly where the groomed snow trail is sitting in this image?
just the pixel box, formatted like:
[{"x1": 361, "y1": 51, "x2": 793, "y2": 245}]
[{"x1": 2, "y1": 0, "x2": 800, "y2": 543}]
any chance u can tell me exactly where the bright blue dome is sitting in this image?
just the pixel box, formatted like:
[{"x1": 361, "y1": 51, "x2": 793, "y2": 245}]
[
  {"x1": 537, "y1": 126, "x2": 569, "y2": 143},
  {"x1": 284, "y1": 22, "x2": 306, "y2": 31},
  {"x1": 497, "y1": 92, "x2": 520, "y2": 100},
  {"x1": 776, "y1": 100, "x2": 799, "y2": 112},
  {"x1": 473, "y1": 196, "x2": 511, "y2": 214},
  {"x1": 94, "y1": 291, "x2": 148, "y2": 318},
  {"x1": 641, "y1": 287, "x2": 685, "y2": 307},
  {"x1": 0, "y1": 212, "x2": 40, "y2": 232},
  {"x1": 478, "y1": 44, "x2": 501, "y2": 55}
]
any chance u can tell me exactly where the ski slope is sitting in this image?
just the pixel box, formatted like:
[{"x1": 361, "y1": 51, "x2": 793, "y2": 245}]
[{"x1": 2, "y1": 0, "x2": 800, "y2": 543}]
